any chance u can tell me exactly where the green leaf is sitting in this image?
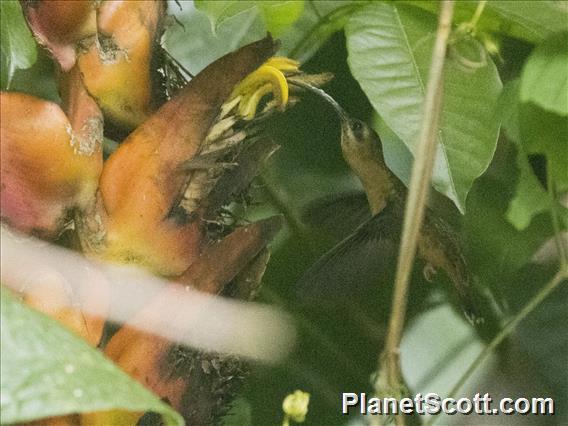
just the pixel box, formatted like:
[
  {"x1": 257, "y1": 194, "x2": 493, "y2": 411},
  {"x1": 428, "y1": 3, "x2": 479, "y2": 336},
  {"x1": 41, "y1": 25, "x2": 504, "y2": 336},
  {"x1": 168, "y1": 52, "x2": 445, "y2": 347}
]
[
  {"x1": 520, "y1": 103, "x2": 568, "y2": 193},
  {"x1": 346, "y1": 3, "x2": 502, "y2": 213},
  {"x1": 499, "y1": 79, "x2": 522, "y2": 144},
  {"x1": 463, "y1": 148, "x2": 554, "y2": 294},
  {"x1": 281, "y1": 1, "x2": 364, "y2": 62},
  {"x1": 258, "y1": 1, "x2": 304, "y2": 36},
  {"x1": 0, "y1": 0, "x2": 37, "y2": 89},
  {"x1": 487, "y1": 1, "x2": 568, "y2": 44},
  {"x1": 193, "y1": 1, "x2": 257, "y2": 31},
  {"x1": 405, "y1": 1, "x2": 568, "y2": 45},
  {"x1": 500, "y1": 81, "x2": 550, "y2": 230},
  {"x1": 221, "y1": 397, "x2": 253, "y2": 426},
  {"x1": 194, "y1": 0, "x2": 304, "y2": 35},
  {"x1": 168, "y1": 2, "x2": 358, "y2": 71},
  {"x1": 165, "y1": 2, "x2": 265, "y2": 75},
  {"x1": 506, "y1": 149, "x2": 551, "y2": 230},
  {"x1": 371, "y1": 112, "x2": 413, "y2": 187},
  {"x1": 0, "y1": 288, "x2": 183, "y2": 425},
  {"x1": 500, "y1": 79, "x2": 567, "y2": 231},
  {"x1": 520, "y1": 32, "x2": 568, "y2": 116}
]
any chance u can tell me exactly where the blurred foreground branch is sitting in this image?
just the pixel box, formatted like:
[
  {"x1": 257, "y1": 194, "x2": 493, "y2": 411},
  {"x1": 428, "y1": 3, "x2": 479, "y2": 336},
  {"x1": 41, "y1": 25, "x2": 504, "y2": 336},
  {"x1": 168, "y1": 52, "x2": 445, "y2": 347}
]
[{"x1": 1, "y1": 226, "x2": 295, "y2": 362}]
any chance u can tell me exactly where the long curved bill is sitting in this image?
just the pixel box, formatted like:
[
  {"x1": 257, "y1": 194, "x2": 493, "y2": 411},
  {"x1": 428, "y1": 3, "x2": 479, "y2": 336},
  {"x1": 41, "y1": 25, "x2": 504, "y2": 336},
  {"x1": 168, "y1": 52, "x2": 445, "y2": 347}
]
[{"x1": 288, "y1": 78, "x2": 350, "y2": 124}]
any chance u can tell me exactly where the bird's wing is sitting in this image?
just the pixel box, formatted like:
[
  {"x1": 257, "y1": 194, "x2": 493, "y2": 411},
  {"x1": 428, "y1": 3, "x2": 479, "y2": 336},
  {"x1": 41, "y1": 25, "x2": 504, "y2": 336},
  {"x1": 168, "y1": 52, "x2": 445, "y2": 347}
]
[
  {"x1": 296, "y1": 203, "x2": 402, "y2": 304},
  {"x1": 301, "y1": 191, "x2": 372, "y2": 240}
]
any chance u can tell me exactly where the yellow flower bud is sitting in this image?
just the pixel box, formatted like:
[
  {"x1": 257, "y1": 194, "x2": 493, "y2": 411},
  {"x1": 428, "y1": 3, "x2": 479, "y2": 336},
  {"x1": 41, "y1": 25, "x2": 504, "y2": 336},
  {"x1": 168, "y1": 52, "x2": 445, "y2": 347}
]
[{"x1": 282, "y1": 390, "x2": 310, "y2": 424}]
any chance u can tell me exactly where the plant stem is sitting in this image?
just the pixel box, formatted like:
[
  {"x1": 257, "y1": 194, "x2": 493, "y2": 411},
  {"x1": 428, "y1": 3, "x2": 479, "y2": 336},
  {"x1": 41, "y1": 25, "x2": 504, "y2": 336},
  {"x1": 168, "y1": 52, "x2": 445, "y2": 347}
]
[
  {"x1": 469, "y1": 0, "x2": 487, "y2": 28},
  {"x1": 425, "y1": 268, "x2": 568, "y2": 426},
  {"x1": 377, "y1": 1, "x2": 455, "y2": 423}
]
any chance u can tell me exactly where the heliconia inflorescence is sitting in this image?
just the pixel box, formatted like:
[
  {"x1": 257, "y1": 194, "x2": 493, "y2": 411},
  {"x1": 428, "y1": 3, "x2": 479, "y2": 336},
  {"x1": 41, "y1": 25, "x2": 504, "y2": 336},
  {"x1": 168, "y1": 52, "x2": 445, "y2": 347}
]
[{"x1": 5, "y1": 1, "x2": 328, "y2": 423}]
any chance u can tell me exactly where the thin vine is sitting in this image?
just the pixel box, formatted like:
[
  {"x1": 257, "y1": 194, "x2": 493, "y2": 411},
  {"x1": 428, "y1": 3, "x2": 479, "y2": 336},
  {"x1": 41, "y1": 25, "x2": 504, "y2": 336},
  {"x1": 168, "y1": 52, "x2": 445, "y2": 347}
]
[{"x1": 425, "y1": 268, "x2": 567, "y2": 426}]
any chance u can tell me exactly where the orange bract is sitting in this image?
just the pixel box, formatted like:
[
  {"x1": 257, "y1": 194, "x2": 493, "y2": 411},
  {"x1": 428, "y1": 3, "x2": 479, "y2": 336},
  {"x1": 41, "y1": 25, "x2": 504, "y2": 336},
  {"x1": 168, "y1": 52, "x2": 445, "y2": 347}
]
[
  {"x1": 99, "y1": 37, "x2": 278, "y2": 276},
  {"x1": 77, "y1": 0, "x2": 166, "y2": 130},
  {"x1": 0, "y1": 92, "x2": 101, "y2": 238},
  {"x1": 22, "y1": 0, "x2": 96, "y2": 70}
]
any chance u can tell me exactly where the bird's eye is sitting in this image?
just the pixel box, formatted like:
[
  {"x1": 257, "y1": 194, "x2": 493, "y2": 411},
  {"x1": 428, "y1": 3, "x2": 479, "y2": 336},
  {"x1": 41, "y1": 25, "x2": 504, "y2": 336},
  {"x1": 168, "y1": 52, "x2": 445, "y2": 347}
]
[{"x1": 350, "y1": 119, "x2": 365, "y2": 139}]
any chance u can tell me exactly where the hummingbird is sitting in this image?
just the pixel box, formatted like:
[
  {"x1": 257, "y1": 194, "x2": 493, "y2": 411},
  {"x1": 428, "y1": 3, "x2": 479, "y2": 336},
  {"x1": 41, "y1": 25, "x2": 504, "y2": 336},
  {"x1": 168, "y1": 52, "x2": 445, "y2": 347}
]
[{"x1": 291, "y1": 80, "x2": 480, "y2": 323}]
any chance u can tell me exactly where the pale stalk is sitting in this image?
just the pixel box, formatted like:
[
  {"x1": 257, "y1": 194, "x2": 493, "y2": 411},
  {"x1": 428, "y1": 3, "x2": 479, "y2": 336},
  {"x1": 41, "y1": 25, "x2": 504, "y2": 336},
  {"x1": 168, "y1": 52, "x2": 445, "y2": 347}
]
[
  {"x1": 469, "y1": 0, "x2": 487, "y2": 28},
  {"x1": 377, "y1": 3, "x2": 455, "y2": 426}
]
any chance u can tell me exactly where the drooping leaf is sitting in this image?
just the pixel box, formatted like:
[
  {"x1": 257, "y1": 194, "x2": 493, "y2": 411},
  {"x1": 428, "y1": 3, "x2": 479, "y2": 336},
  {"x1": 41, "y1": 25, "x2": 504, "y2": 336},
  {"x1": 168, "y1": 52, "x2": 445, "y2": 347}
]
[
  {"x1": 520, "y1": 32, "x2": 568, "y2": 117},
  {"x1": 371, "y1": 112, "x2": 413, "y2": 187},
  {"x1": 0, "y1": 0, "x2": 37, "y2": 89},
  {"x1": 463, "y1": 143, "x2": 554, "y2": 294},
  {"x1": 500, "y1": 80, "x2": 554, "y2": 230},
  {"x1": 346, "y1": 2, "x2": 502, "y2": 212},
  {"x1": 194, "y1": 0, "x2": 304, "y2": 35},
  {"x1": 519, "y1": 103, "x2": 568, "y2": 193},
  {"x1": 0, "y1": 288, "x2": 183, "y2": 425},
  {"x1": 506, "y1": 150, "x2": 551, "y2": 231}
]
